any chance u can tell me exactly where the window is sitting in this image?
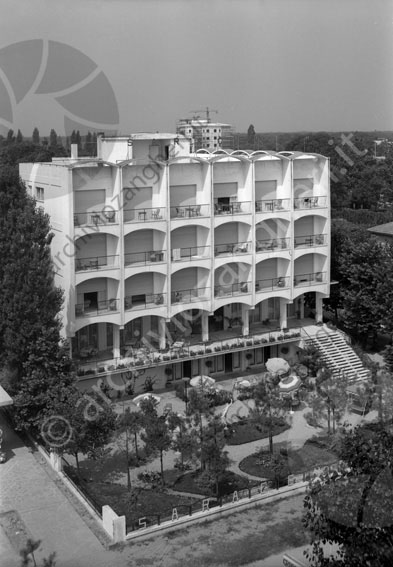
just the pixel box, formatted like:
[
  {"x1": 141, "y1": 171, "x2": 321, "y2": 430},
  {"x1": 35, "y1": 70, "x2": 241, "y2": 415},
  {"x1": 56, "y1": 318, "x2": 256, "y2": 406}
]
[
  {"x1": 36, "y1": 187, "x2": 44, "y2": 201},
  {"x1": 214, "y1": 129, "x2": 217, "y2": 133},
  {"x1": 214, "y1": 136, "x2": 217, "y2": 140}
]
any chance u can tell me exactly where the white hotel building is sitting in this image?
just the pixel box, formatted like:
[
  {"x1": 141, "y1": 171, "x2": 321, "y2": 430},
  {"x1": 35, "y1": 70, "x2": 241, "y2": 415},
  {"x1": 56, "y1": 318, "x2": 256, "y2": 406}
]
[{"x1": 20, "y1": 134, "x2": 330, "y2": 384}]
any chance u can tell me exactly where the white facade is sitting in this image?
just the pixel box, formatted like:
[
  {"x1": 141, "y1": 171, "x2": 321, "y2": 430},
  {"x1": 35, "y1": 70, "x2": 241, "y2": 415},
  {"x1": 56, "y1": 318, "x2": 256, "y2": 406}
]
[{"x1": 20, "y1": 135, "x2": 330, "y2": 381}]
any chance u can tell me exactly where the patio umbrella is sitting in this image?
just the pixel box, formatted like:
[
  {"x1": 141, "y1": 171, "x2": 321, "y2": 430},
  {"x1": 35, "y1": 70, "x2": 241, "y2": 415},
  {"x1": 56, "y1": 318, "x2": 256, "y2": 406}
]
[
  {"x1": 190, "y1": 375, "x2": 215, "y2": 389},
  {"x1": 279, "y1": 375, "x2": 301, "y2": 394},
  {"x1": 132, "y1": 393, "x2": 161, "y2": 406},
  {"x1": 238, "y1": 379, "x2": 251, "y2": 388},
  {"x1": 265, "y1": 357, "x2": 290, "y2": 376}
]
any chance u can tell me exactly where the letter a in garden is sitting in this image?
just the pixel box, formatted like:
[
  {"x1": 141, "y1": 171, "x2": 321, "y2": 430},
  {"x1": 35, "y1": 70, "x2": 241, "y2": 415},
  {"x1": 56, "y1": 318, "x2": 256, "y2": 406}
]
[
  {"x1": 172, "y1": 508, "x2": 178, "y2": 521},
  {"x1": 202, "y1": 499, "x2": 209, "y2": 512},
  {"x1": 232, "y1": 491, "x2": 239, "y2": 502}
]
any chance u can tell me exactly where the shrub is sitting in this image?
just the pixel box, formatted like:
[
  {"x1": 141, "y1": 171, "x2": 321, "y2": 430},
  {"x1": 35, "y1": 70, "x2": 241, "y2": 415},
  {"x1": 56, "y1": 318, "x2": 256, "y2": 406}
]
[
  {"x1": 175, "y1": 382, "x2": 186, "y2": 400},
  {"x1": 137, "y1": 470, "x2": 162, "y2": 487},
  {"x1": 303, "y1": 411, "x2": 320, "y2": 428},
  {"x1": 97, "y1": 366, "x2": 106, "y2": 374}
]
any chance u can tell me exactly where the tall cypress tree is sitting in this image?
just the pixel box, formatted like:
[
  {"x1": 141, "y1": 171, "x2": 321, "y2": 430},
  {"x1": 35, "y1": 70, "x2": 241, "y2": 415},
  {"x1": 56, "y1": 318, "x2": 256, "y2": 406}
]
[
  {"x1": 32, "y1": 127, "x2": 40, "y2": 145},
  {"x1": 0, "y1": 167, "x2": 75, "y2": 431}
]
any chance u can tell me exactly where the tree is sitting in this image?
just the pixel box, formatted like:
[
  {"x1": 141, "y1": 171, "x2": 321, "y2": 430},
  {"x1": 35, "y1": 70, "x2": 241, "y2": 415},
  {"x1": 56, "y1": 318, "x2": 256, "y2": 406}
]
[
  {"x1": 32, "y1": 127, "x2": 40, "y2": 145},
  {"x1": 339, "y1": 238, "x2": 393, "y2": 345},
  {"x1": 20, "y1": 539, "x2": 56, "y2": 567},
  {"x1": 84, "y1": 131, "x2": 93, "y2": 155},
  {"x1": 247, "y1": 124, "x2": 256, "y2": 148},
  {"x1": 0, "y1": 167, "x2": 77, "y2": 431},
  {"x1": 116, "y1": 407, "x2": 143, "y2": 490},
  {"x1": 382, "y1": 345, "x2": 393, "y2": 373},
  {"x1": 199, "y1": 414, "x2": 231, "y2": 495},
  {"x1": 167, "y1": 411, "x2": 197, "y2": 469},
  {"x1": 252, "y1": 376, "x2": 286, "y2": 454},
  {"x1": 140, "y1": 405, "x2": 172, "y2": 485},
  {"x1": 303, "y1": 423, "x2": 393, "y2": 566},
  {"x1": 315, "y1": 368, "x2": 349, "y2": 434},
  {"x1": 16, "y1": 129, "x2": 23, "y2": 143},
  {"x1": 6, "y1": 129, "x2": 15, "y2": 144},
  {"x1": 47, "y1": 389, "x2": 116, "y2": 475},
  {"x1": 187, "y1": 387, "x2": 214, "y2": 470},
  {"x1": 49, "y1": 129, "x2": 58, "y2": 148}
]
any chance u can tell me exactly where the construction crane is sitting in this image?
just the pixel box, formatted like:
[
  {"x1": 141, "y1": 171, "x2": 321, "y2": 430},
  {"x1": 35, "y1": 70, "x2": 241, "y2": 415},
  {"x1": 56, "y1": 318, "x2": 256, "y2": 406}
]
[{"x1": 190, "y1": 107, "x2": 218, "y2": 123}]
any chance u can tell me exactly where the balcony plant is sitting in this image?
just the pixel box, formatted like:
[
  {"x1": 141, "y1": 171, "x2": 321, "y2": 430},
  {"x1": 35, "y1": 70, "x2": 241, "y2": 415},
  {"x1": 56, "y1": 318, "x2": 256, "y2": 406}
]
[
  {"x1": 246, "y1": 340, "x2": 253, "y2": 346},
  {"x1": 97, "y1": 366, "x2": 106, "y2": 374},
  {"x1": 206, "y1": 347, "x2": 212, "y2": 353},
  {"x1": 214, "y1": 346, "x2": 222, "y2": 352}
]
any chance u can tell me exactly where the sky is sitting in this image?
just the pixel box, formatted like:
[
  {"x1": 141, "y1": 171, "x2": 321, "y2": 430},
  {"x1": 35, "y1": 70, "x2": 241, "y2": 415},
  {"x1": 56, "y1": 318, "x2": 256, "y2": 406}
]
[{"x1": 0, "y1": 0, "x2": 392, "y2": 136}]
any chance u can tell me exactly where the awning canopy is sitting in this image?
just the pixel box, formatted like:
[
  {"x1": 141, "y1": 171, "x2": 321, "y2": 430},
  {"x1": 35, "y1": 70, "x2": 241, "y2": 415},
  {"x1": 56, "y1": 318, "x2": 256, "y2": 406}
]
[{"x1": 0, "y1": 385, "x2": 13, "y2": 407}]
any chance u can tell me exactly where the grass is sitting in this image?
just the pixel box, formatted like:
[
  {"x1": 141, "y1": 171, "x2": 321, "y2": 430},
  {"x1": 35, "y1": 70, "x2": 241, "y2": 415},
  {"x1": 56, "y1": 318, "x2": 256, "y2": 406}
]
[
  {"x1": 73, "y1": 478, "x2": 195, "y2": 528},
  {"x1": 170, "y1": 469, "x2": 259, "y2": 496},
  {"x1": 226, "y1": 416, "x2": 290, "y2": 445},
  {"x1": 194, "y1": 517, "x2": 308, "y2": 567},
  {"x1": 239, "y1": 436, "x2": 339, "y2": 479}
]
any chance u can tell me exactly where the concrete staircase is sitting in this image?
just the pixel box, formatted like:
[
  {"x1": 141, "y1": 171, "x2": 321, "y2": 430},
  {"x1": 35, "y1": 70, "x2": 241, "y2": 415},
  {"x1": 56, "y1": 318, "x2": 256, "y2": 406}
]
[{"x1": 302, "y1": 325, "x2": 370, "y2": 384}]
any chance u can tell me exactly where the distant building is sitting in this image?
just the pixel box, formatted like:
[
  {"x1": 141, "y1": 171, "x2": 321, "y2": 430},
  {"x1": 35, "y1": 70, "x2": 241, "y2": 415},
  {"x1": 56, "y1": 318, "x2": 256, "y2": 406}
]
[
  {"x1": 176, "y1": 117, "x2": 234, "y2": 151},
  {"x1": 368, "y1": 221, "x2": 393, "y2": 245}
]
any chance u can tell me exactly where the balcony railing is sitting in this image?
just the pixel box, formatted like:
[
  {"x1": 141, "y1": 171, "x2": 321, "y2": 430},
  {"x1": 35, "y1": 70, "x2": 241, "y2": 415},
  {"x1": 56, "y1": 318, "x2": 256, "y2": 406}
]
[
  {"x1": 255, "y1": 276, "x2": 290, "y2": 292},
  {"x1": 214, "y1": 241, "x2": 251, "y2": 257},
  {"x1": 214, "y1": 281, "x2": 251, "y2": 297},
  {"x1": 170, "y1": 204, "x2": 209, "y2": 218},
  {"x1": 171, "y1": 245, "x2": 210, "y2": 261},
  {"x1": 255, "y1": 198, "x2": 290, "y2": 213},
  {"x1": 294, "y1": 234, "x2": 327, "y2": 248},
  {"x1": 124, "y1": 207, "x2": 165, "y2": 223},
  {"x1": 74, "y1": 210, "x2": 118, "y2": 227},
  {"x1": 294, "y1": 271, "x2": 326, "y2": 287},
  {"x1": 256, "y1": 237, "x2": 290, "y2": 252},
  {"x1": 171, "y1": 286, "x2": 210, "y2": 304},
  {"x1": 125, "y1": 250, "x2": 166, "y2": 265},
  {"x1": 75, "y1": 298, "x2": 119, "y2": 317},
  {"x1": 75, "y1": 254, "x2": 119, "y2": 272},
  {"x1": 214, "y1": 201, "x2": 251, "y2": 215},
  {"x1": 124, "y1": 292, "x2": 166, "y2": 311},
  {"x1": 294, "y1": 196, "x2": 327, "y2": 210}
]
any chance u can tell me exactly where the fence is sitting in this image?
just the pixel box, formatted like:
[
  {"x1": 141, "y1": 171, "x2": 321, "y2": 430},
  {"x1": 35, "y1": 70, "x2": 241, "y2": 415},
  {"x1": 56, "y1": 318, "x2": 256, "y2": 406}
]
[{"x1": 62, "y1": 457, "x2": 103, "y2": 518}]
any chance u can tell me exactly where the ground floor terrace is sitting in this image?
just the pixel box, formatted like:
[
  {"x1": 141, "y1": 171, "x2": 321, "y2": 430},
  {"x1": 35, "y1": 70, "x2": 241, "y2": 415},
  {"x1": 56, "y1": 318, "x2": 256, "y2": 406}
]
[{"x1": 73, "y1": 309, "x2": 321, "y2": 391}]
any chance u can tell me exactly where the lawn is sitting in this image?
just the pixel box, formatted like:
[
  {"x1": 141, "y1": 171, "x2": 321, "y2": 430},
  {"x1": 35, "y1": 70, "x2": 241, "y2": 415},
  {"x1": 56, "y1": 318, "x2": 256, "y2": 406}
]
[
  {"x1": 169, "y1": 469, "x2": 259, "y2": 496},
  {"x1": 226, "y1": 416, "x2": 290, "y2": 445},
  {"x1": 79, "y1": 479, "x2": 196, "y2": 529},
  {"x1": 239, "y1": 435, "x2": 339, "y2": 479}
]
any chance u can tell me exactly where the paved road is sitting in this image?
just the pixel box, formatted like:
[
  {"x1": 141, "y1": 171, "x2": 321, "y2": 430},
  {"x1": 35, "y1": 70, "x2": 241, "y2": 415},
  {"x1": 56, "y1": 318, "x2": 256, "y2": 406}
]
[{"x1": 0, "y1": 412, "x2": 126, "y2": 567}]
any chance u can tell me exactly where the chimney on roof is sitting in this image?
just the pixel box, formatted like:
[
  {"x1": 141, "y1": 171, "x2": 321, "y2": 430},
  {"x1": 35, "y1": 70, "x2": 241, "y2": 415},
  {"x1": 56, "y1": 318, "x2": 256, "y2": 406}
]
[{"x1": 70, "y1": 144, "x2": 78, "y2": 159}]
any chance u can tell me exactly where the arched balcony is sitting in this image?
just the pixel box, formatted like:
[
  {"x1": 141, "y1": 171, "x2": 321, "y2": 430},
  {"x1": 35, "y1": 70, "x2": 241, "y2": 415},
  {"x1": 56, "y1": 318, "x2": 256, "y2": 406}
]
[
  {"x1": 213, "y1": 158, "x2": 252, "y2": 217},
  {"x1": 294, "y1": 215, "x2": 327, "y2": 252},
  {"x1": 75, "y1": 277, "x2": 120, "y2": 318},
  {"x1": 255, "y1": 218, "x2": 290, "y2": 253},
  {"x1": 171, "y1": 267, "x2": 210, "y2": 306},
  {"x1": 124, "y1": 272, "x2": 166, "y2": 312},
  {"x1": 214, "y1": 262, "x2": 251, "y2": 298},
  {"x1": 254, "y1": 158, "x2": 290, "y2": 213},
  {"x1": 124, "y1": 228, "x2": 166, "y2": 266},
  {"x1": 75, "y1": 233, "x2": 119, "y2": 274},
  {"x1": 171, "y1": 225, "x2": 210, "y2": 263},
  {"x1": 255, "y1": 258, "x2": 290, "y2": 293},
  {"x1": 72, "y1": 322, "x2": 121, "y2": 362},
  {"x1": 214, "y1": 222, "x2": 252, "y2": 260},
  {"x1": 293, "y1": 253, "x2": 327, "y2": 293}
]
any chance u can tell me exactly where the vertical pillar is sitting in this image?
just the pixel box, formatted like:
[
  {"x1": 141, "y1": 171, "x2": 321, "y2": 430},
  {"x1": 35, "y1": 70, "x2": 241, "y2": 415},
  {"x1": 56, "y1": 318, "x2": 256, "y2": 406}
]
[
  {"x1": 279, "y1": 299, "x2": 287, "y2": 330},
  {"x1": 50, "y1": 450, "x2": 63, "y2": 472},
  {"x1": 315, "y1": 293, "x2": 323, "y2": 323},
  {"x1": 201, "y1": 312, "x2": 209, "y2": 342},
  {"x1": 159, "y1": 317, "x2": 166, "y2": 350},
  {"x1": 223, "y1": 305, "x2": 231, "y2": 329},
  {"x1": 98, "y1": 322, "x2": 106, "y2": 351},
  {"x1": 242, "y1": 306, "x2": 249, "y2": 336},
  {"x1": 261, "y1": 300, "x2": 269, "y2": 322},
  {"x1": 298, "y1": 296, "x2": 305, "y2": 319},
  {"x1": 113, "y1": 326, "x2": 120, "y2": 359}
]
